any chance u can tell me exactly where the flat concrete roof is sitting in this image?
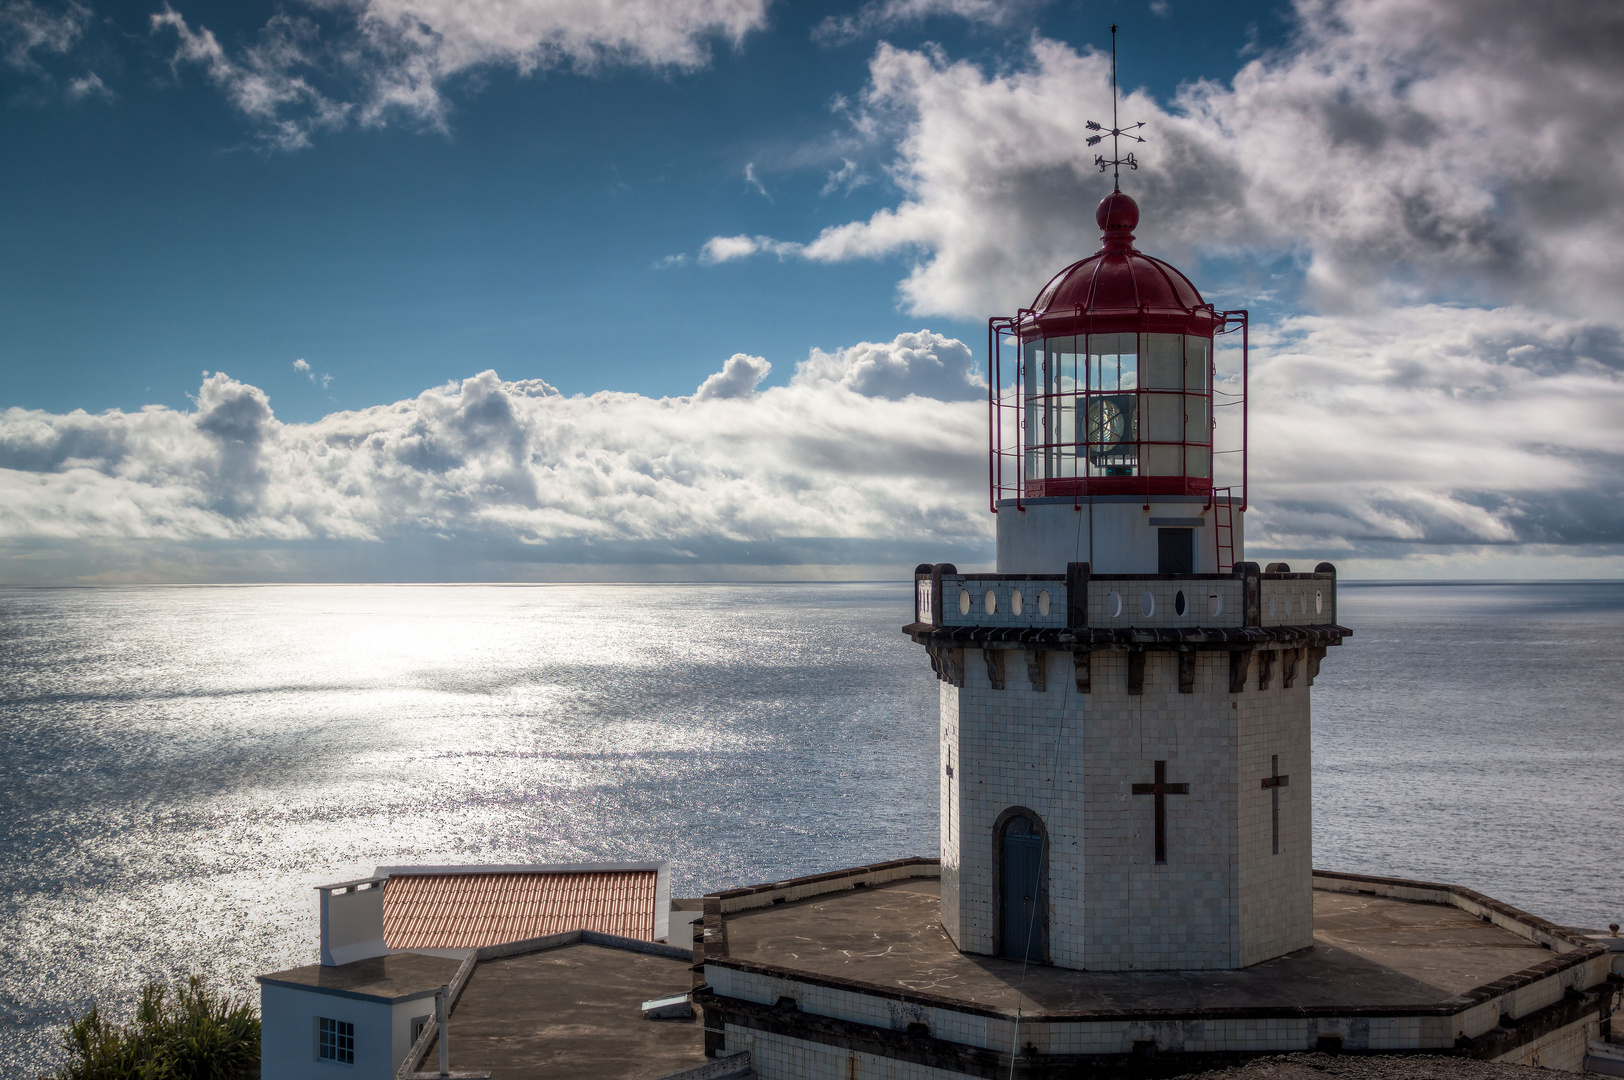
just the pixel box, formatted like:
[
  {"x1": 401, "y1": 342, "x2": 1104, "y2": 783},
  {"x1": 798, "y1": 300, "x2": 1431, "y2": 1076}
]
[
  {"x1": 438, "y1": 942, "x2": 703, "y2": 1080},
  {"x1": 257, "y1": 952, "x2": 462, "y2": 1003},
  {"x1": 717, "y1": 878, "x2": 1551, "y2": 1016}
]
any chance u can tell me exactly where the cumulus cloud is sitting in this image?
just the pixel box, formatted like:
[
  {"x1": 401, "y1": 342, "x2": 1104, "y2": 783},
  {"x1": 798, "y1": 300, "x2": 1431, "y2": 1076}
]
[
  {"x1": 3, "y1": 309, "x2": 1623, "y2": 582},
  {"x1": 1244, "y1": 305, "x2": 1624, "y2": 558},
  {"x1": 0, "y1": 364, "x2": 988, "y2": 582},
  {"x1": 152, "y1": 0, "x2": 768, "y2": 148},
  {"x1": 694, "y1": 353, "x2": 771, "y2": 399},
  {"x1": 792, "y1": 330, "x2": 985, "y2": 400},
  {"x1": 725, "y1": 0, "x2": 1624, "y2": 319}
]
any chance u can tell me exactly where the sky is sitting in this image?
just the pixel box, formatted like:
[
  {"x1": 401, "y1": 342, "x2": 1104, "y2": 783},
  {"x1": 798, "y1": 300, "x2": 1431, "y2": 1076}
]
[{"x1": 2, "y1": 0, "x2": 1622, "y2": 583}]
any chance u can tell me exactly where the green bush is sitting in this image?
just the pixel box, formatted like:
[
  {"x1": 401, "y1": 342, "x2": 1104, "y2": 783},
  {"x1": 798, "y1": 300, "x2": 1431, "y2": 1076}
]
[{"x1": 43, "y1": 975, "x2": 259, "y2": 1080}]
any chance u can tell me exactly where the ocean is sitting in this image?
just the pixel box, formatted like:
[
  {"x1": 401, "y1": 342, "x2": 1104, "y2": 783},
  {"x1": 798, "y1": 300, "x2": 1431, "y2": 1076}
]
[{"x1": 1, "y1": 581, "x2": 1620, "y2": 1077}]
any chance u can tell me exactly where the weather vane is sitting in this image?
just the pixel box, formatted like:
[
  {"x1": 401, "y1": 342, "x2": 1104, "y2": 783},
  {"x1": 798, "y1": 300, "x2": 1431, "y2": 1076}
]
[{"x1": 1086, "y1": 24, "x2": 1145, "y2": 191}]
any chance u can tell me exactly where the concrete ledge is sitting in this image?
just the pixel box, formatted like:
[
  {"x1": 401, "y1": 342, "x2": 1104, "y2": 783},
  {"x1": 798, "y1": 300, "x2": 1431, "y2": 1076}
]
[
  {"x1": 905, "y1": 624, "x2": 1349, "y2": 648},
  {"x1": 651, "y1": 1050, "x2": 754, "y2": 1080},
  {"x1": 707, "y1": 858, "x2": 941, "y2": 916}
]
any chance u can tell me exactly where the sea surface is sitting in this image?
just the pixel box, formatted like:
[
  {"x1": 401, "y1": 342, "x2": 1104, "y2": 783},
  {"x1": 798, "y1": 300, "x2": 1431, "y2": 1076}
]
[{"x1": 1, "y1": 581, "x2": 1621, "y2": 1077}]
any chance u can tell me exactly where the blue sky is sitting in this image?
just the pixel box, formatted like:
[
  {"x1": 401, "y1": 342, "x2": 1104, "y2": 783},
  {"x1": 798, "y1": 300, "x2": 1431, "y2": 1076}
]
[
  {"x1": 2, "y1": 0, "x2": 1623, "y2": 582},
  {"x1": 3, "y1": 0, "x2": 1290, "y2": 420}
]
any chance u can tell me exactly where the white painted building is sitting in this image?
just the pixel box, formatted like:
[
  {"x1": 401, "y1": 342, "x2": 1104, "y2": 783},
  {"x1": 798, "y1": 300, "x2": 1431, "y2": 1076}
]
[{"x1": 256, "y1": 862, "x2": 677, "y2": 1080}]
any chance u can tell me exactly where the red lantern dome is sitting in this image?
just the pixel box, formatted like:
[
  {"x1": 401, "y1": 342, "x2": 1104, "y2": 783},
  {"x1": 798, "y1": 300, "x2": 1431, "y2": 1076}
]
[
  {"x1": 988, "y1": 192, "x2": 1247, "y2": 507},
  {"x1": 1020, "y1": 191, "x2": 1217, "y2": 340}
]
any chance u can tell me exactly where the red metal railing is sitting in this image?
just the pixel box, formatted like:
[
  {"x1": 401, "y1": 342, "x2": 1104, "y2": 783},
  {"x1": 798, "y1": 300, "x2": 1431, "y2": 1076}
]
[{"x1": 988, "y1": 311, "x2": 1248, "y2": 515}]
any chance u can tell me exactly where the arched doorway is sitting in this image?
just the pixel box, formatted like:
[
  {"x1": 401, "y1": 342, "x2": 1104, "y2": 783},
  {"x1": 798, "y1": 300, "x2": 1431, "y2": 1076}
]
[{"x1": 999, "y1": 812, "x2": 1044, "y2": 961}]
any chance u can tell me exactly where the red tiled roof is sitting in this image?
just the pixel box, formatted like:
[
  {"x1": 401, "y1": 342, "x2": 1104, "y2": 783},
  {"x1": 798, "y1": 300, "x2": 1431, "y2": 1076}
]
[{"x1": 383, "y1": 870, "x2": 658, "y2": 950}]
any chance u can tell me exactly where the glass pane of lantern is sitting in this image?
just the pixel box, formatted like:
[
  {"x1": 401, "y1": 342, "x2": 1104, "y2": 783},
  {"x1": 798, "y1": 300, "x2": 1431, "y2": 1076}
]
[
  {"x1": 1184, "y1": 335, "x2": 1211, "y2": 392},
  {"x1": 1044, "y1": 336, "x2": 1081, "y2": 478},
  {"x1": 1142, "y1": 390, "x2": 1182, "y2": 443},
  {"x1": 1143, "y1": 444, "x2": 1181, "y2": 474},
  {"x1": 1184, "y1": 392, "x2": 1209, "y2": 443},
  {"x1": 1143, "y1": 334, "x2": 1183, "y2": 389},
  {"x1": 1023, "y1": 338, "x2": 1040, "y2": 480},
  {"x1": 1185, "y1": 444, "x2": 1212, "y2": 478},
  {"x1": 1087, "y1": 333, "x2": 1137, "y2": 392}
]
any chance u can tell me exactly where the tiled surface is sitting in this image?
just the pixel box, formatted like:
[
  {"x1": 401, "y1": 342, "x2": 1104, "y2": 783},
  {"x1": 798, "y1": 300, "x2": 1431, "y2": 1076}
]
[
  {"x1": 257, "y1": 951, "x2": 461, "y2": 1000},
  {"x1": 708, "y1": 880, "x2": 1599, "y2": 1072},
  {"x1": 443, "y1": 942, "x2": 702, "y2": 1079},
  {"x1": 941, "y1": 647, "x2": 1314, "y2": 970},
  {"x1": 1258, "y1": 579, "x2": 1333, "y2": 627},
  {"x1": 383, "y1": 870, "x2": 657, "y2": 949},
  {"x1": 725, "y1": 1026, "x2": 970, "y2": 1080},
  {"x1": 715, "y1": 880, "x2": 1549, "y2": 1018},
  {"x1": 1491, "y1": 1014, "x2": 1599, "y2": 1071},
  {"x1": 926, "y1": 575, "x2": 1334, "y2": 631},
  {"x1": 1086, "y1": 579, "x2": 1244, "y2": 627}
]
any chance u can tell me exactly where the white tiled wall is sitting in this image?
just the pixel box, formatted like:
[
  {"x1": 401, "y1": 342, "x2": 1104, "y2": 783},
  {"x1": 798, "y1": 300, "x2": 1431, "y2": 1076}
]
[{"x1": 940, "y1": 645, "x2": 1314, "y2": 971}]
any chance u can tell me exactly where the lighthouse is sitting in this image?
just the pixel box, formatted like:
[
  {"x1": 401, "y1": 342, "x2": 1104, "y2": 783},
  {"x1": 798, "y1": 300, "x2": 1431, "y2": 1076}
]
[
  {"x1": 692, "y1": 48, "x2": 1614, "y2": 1077},
  {"x1": 906, "y1": 183, "x2": 1347, "y2": 971}
]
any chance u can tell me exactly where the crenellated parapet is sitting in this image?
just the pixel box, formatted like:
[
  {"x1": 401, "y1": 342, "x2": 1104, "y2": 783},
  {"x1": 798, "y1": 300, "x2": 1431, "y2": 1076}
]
[{"x1": 907, "y1": 560, "x2": 1349, "y2": 691}]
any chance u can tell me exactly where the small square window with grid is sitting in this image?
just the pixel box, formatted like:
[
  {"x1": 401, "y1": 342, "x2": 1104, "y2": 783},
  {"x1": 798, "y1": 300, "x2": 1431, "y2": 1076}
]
[{"x1": 318, "y1": 1016, "x2": 354, "y2": 1064}]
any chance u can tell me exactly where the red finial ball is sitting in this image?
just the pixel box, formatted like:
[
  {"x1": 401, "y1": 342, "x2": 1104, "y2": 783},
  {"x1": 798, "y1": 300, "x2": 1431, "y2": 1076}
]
[{"x1": 1096, "y1": 190, "x2": 1139, "y2": 233}]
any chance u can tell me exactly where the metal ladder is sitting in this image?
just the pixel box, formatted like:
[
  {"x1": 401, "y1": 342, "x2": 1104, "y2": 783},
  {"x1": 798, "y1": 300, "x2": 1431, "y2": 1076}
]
[{"x1": 1211, "y1": 487, "x2": 1235, "y2": 573}]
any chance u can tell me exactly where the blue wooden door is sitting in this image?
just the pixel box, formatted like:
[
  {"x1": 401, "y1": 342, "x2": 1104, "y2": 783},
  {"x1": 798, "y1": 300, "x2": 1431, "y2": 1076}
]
[{"x1": 1001, "y1": 816, "x2": 1042, "y2": 961}]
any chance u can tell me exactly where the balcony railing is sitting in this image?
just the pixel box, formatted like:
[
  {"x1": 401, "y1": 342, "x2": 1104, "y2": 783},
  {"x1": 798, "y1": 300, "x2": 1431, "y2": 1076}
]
[{"x1": 913, "y1": 562, "x2": 1337, "y2": 633}]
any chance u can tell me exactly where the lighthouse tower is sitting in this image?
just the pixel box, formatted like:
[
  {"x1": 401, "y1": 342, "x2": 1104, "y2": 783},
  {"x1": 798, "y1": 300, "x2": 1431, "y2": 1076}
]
[{"x1": 906, "y1": 187, "x2": 1346, "y2": 972}]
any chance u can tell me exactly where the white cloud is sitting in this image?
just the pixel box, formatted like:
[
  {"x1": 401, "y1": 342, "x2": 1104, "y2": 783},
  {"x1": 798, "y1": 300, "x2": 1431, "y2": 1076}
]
[
  {"x1": 792, "y1": 330, "x2": 985, "y2": 401},
  {"x1": 694, "y1": 353, "x2": 771, "y2": 399},
  {"x1": 820, "y1": 158, "x2": 868, "y2": 197},
  {"x1": 0, "y1": 365, "x2": 989, "y2": 581},
  {"x1": 152, "y1": 6, "x2": 350, "y2": 151},
  {"x1": 2, "y1": 308, "x2": 1622, "y2": 582},
  {"x1": 742, "y1": 0, "x2": 1624, "y2": 320},
  {"x1": 293, "y1": 357, "x2": 334, "y2": 389},
  {"x1": 1243, "y1": 305, "x2": 1624, "y2": 559},
  {"x1": 813, "y1": 0, "x2": 1045, "y2": 46},
  {"x1": 0, "y1": 0, "x2": 86, "y2": 72},
  {"x1": 152, "y1": 0, "x2": 769, "y2": 148},
  {"x1": 698, "y1": 234, "x2": 804, "y2": 264},
  {"x1": 64, "y1": 69, "x2": 110, "y2": 101},
  {"x1": 744, "y1": 162, "x2": 771, "y2": 201}
]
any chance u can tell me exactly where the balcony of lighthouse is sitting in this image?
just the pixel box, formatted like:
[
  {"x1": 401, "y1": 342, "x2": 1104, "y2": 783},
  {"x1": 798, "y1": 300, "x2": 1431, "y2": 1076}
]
[{"x1": 908, "y1": 562, "x2": 1342, "y2": 645}]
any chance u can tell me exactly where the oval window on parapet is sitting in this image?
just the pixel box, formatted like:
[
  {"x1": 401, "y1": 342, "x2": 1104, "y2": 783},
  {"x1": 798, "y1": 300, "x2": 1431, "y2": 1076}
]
[
  {"x1": 1037, "y1": 590, "x2": 1051, "y2": 616},
  {"x1": 960, "y1": 589, "x2": 972, "y2": 616},
  {"x1": 1268, "y1": 596, "x2": 1276, "y2": 618},
  {"x1": 1141, "y1": 591, "x2": 1155, "y2": 618},
  {"x1": 1011, "y1": 589, "x2": 1023, "y2": 616},
  {"x1": 1209, "y1": 593, "x2": 1223, "y2": 617},
  {"x1": 1301, "y1": 592, "x2": 1309, "y2": 617},
  {"x1": 984, "y1": 590, "x2": 998, "y2": 615},
  {"x1": 1108, "y1": 591, "x2": 1122, "y2": 618},
  {"x1": 1315, "y1": 589, "x2": 1323, "y2": 615},
  {"x1": 1174, "y1": 590, "x2": 1186, "y2": 616}
]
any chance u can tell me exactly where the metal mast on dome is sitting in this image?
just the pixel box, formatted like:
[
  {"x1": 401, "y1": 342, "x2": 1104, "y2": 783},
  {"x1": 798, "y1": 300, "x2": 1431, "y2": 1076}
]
[{"x1": 1086, "y1": 25, "x2": 1145, "y2": 192}]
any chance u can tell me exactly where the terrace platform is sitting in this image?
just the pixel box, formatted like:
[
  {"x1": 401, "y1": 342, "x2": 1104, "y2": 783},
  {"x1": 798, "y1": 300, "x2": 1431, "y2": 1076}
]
[
  {"x1": 432, "y1": 941, "x2": 705, "y2": 1080},
  {"x1": 695, "y1": 860, "x2": 1617, "y2": 1078},
  {"x1": 720, "y1": 878, "x2": 1548, "y2": 1014}
]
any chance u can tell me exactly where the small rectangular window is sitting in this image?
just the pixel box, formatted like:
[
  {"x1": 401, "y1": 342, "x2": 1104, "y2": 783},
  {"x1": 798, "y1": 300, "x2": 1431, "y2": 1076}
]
[{"x1": 318, "y1": 1016, "x2": 355, "y2": 1065}]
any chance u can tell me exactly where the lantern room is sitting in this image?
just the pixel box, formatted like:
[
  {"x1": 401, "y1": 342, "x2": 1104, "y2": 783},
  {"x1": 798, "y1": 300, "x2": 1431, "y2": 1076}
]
[{"x1": 989, "y1": 191, "x2": 1249, "y2": 575}]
